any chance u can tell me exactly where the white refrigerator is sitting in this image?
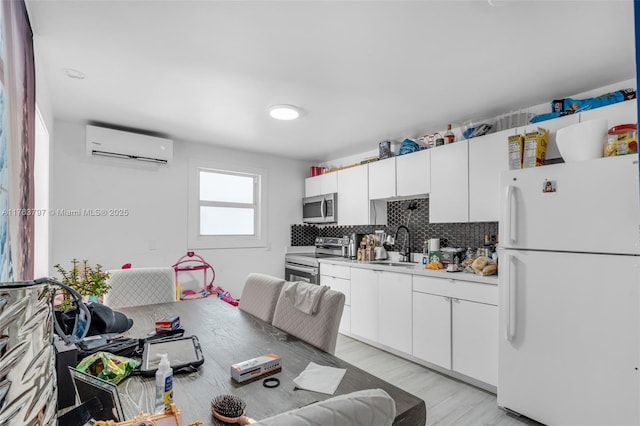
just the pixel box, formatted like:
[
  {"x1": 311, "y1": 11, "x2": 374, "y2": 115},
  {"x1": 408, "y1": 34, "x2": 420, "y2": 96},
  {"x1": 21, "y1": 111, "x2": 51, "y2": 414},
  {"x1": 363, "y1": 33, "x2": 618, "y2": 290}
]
[{"x1": 498, "y1": 154, "x2": 640, "y2": 426}]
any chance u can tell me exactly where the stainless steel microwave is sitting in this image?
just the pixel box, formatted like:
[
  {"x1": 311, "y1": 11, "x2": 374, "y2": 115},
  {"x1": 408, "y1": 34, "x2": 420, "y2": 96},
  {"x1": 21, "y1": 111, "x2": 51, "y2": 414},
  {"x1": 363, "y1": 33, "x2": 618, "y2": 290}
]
[{"x1": 302, "y1": 193, "x2": 337, "y2": 224}]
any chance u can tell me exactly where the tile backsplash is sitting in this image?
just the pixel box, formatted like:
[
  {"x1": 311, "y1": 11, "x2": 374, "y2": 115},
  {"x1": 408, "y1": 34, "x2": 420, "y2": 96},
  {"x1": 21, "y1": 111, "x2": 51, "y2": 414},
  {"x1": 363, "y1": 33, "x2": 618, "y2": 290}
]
[{"x1": 291, "y1": 198, "x2": 498, "y2": 252}]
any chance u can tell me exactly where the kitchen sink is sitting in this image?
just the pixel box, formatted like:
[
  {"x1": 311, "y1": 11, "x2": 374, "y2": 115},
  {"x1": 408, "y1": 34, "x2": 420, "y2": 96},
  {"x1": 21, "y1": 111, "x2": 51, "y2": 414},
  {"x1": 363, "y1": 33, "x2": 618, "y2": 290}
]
[{"x1": 368, "y1": 261, "x2": 419, "y2": 268}]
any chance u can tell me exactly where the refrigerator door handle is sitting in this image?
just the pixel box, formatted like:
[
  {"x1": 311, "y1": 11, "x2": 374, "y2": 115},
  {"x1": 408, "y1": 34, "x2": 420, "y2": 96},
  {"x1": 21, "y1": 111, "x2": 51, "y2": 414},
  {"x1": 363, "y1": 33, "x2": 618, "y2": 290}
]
[
  {"x1": 505, "y1": 253, "x2": 517, "y2": 341},
  {"x1": 505, "y1": 185, "x2": 516, "y2": 245}
]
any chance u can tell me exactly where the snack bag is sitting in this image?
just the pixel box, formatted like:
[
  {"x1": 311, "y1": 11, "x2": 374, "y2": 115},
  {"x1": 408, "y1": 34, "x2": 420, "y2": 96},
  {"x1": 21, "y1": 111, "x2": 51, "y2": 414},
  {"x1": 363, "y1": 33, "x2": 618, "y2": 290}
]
[{"x1": 76, "y1": 351, "x2": 140, "y2": 384}]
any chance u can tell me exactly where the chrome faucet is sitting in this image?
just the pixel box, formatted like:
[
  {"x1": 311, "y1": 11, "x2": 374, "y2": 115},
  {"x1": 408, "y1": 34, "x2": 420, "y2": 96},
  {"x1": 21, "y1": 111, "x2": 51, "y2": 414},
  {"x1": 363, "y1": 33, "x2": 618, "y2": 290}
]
[{"x1": 394, "y1": 225, "x2": 411, "y2": 262}]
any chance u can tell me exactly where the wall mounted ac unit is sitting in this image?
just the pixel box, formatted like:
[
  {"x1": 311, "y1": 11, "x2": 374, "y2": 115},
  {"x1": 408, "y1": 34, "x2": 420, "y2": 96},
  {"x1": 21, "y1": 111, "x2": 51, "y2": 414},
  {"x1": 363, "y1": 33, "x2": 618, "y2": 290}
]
[{"x1": 85, "y1": 124, "x2": 173, "y2": 164}]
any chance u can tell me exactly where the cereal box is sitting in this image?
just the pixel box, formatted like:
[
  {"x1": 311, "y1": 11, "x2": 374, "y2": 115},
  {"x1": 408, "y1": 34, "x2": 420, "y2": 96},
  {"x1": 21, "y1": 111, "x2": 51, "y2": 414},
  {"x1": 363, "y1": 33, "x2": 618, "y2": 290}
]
[
  {"x1": 508, "y1": 134, "x2": 524, "y2": 170},
  {"x1": 522, "y1": 128, "x2": 549, "y2": 168}
]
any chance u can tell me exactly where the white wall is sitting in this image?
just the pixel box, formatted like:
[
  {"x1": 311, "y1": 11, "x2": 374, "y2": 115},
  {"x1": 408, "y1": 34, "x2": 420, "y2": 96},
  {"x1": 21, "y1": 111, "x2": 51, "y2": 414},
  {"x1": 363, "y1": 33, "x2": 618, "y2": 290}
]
[
  {"x1": 321, "y1": 79, "x2": 637, "y2": 168},
  {"x1": 49, "y1": 120, "x2": 308, "y2": 297}
]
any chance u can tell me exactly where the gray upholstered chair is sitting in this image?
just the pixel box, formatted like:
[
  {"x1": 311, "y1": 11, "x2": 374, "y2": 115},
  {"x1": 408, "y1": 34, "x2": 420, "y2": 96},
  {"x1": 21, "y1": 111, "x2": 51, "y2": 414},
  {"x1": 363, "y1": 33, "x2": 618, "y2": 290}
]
[
  {"x1": 271, "y1": 281, "x2": 345, "y2": 354},
  {"x1": 238, "y1": 273, "x2": 286, "y2": 323},
  {"x1": 103, "y1": 267, "x2": 176, "y2": 309},
  {"x1": 253, "y1": 388, "x2": 396, "y2": 426}
]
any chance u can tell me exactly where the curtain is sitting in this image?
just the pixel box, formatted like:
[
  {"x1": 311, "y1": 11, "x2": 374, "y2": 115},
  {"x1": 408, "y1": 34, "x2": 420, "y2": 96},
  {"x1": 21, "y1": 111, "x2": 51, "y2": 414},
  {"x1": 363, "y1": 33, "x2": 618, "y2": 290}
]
[{"x1": 0, "y1": 0, "x2": 35, "y2": 281}]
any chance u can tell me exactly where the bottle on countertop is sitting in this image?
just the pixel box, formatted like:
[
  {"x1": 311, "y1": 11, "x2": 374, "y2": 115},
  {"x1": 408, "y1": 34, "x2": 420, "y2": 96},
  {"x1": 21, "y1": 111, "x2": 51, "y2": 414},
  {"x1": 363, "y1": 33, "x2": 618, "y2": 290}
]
[
  {"x1": 155, "y1": 353, "x2": 173, "y2": 413},
  {"x1": 444, "y1": 124, "x2": 455, "y2": 144}
]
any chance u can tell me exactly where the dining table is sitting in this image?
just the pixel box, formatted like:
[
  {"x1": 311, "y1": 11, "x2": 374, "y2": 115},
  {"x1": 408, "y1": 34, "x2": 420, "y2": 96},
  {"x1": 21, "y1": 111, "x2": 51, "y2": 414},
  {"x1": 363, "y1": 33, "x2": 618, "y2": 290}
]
[{"x1": 117, "y1": 296, "x2": 426, "y2": 425}]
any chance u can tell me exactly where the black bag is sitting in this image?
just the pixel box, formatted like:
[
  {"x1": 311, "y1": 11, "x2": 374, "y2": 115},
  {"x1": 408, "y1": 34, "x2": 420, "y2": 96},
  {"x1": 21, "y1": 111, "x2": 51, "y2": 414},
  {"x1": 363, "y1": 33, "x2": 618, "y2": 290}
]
[
  {"x1": 46, "y1": 275, "x2": 134, "y2": 342},
  {"x1": 54, "y1": 302, "x2": 133, "y2": 339},
  {"x1": 86, "y1": 303, "x2": 133, "y2": 336}
]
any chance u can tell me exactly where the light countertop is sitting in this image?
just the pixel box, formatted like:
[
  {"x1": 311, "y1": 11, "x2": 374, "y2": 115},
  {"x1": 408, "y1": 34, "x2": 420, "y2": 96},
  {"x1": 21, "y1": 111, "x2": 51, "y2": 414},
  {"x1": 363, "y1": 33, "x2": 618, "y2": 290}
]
[{"x1": 319, "y1": 257, "x2": 498, "y2": 285}]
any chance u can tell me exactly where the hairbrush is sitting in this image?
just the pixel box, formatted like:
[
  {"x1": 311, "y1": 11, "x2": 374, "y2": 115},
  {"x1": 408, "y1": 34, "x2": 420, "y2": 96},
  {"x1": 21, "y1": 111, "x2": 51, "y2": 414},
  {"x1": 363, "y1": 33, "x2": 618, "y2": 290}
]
[{"x1": 210, "y1": 394, "x2": 255, "y2": 425}]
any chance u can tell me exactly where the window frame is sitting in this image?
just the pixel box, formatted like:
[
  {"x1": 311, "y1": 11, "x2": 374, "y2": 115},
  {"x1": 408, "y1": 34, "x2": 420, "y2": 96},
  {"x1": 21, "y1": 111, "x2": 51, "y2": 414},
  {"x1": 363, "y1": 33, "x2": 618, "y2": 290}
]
[{"x1": 188, "y1": 160, "x2": 268, "y2": 249}]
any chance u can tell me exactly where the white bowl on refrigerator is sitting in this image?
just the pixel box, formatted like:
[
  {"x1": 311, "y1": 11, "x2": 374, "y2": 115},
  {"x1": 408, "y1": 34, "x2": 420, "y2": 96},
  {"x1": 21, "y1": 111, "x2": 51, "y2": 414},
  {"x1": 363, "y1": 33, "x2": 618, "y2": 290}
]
[{"x1": 555, "y1": 118, "x2": 608, "y2": 162}]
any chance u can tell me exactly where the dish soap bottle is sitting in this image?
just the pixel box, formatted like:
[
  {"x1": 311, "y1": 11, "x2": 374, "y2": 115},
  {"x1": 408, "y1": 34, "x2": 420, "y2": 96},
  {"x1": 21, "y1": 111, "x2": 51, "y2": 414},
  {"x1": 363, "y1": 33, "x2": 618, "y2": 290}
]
[
  {"x1": 444, "y1": 124, "x2": 455, "y2": 144},
  {"x1": 155, "y1": 353, "x2": 173, "y2": 413}
]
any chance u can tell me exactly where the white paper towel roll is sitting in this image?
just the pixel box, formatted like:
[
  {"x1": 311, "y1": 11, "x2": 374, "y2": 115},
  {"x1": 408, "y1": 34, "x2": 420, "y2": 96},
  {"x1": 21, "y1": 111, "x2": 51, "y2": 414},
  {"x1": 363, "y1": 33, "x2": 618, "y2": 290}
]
[{"x1": 428, "y1": 238, "x2": 440, "y2": 252}]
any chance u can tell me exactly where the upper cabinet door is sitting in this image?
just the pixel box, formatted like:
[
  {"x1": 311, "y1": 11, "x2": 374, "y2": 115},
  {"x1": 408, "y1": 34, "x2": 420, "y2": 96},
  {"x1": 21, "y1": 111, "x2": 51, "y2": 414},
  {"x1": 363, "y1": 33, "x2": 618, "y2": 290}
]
[
  {"x1": 304, "y1": 172, "x2": 338, "y2": 198},
  {"x1": 468, "y1": 129, "x2": 514, "y2": 222},
  {"x1": 320, "y1": 172, "x2": 338, "y2": 194},
  {"x1": 368, "y1": 157, "x2": 396, "y2": 200},
  {"x1": 305, "y1": 176, "x2": 322, "y2": 197},
  {"x1": 337, "y1": 164, "x2": 369, "y2": 225},
  {"x1": 396, "y1": 150, "x2": 430, "y2": 197},
  {"x1": 429, "y1": 140, "x2": 469, "y2": 223}
]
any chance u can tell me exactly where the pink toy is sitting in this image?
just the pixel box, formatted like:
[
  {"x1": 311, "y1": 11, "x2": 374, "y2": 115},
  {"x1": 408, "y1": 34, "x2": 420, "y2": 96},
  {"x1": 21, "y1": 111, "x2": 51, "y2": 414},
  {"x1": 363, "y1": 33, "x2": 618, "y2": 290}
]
[{"x1": 172, "y1": 251, "x2": 215, "y2": 299}]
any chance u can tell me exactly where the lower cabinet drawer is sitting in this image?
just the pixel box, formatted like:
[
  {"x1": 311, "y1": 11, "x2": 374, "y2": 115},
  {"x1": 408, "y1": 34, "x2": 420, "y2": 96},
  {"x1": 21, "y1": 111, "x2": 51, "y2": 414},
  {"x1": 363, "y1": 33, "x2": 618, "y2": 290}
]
[
  {"x1": 413, "y1": 275, "x2": 450, "y2": 297},
  {"x1": 321, "y1": 263, "x2": 350, "y2": 280},
  {"x1": 451, "y1": 280, "x2": 497, "y2": 306}
]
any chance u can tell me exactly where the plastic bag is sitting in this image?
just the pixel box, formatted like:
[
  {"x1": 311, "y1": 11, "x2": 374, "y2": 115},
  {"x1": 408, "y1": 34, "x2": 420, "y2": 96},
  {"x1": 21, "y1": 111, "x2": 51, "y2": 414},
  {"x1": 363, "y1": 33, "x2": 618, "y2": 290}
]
[
  {"x1": 398, "y1": 138, "x2": 419, "y2": 155},
  {"x1": 530, "y1": 88, "x2": 636, "y2": 123},
  {"x1": 76, "y1": 351, "x2": 140, "y2": 384}
]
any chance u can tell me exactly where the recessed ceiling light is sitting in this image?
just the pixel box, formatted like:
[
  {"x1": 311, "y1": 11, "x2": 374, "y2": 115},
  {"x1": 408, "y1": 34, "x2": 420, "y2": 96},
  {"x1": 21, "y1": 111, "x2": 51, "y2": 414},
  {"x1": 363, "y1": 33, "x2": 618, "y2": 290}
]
[
  {"x1": 64, "y1": 68, "x2": 86, "y2": 79},
  {"x1": 269, "y1": 105, "x2": 300, "y2": 120}
]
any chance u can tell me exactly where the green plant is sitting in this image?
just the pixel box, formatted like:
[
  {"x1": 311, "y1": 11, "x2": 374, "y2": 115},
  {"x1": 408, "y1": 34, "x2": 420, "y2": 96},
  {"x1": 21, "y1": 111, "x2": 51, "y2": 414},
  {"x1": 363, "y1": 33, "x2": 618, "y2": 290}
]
[{"x1": 54, "y1": 259, "x2": 111, "y2": 311}]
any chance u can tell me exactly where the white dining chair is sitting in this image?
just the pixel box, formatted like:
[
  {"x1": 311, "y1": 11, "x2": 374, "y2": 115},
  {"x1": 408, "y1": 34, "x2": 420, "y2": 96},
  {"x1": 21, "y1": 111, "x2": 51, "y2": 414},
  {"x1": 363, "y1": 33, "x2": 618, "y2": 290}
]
[
  {"x1": 253, "y1": 388, "x2": 396, "y2": 426},
  {"x1": 238, "y1": 273, "x2": 286, "y2": 323},
  {"x1": 103, "y1": 267, "x2": 176, "y2": 309},
  {"x1": 271, "y1": 281, "x2": 345, "y2": 354}
]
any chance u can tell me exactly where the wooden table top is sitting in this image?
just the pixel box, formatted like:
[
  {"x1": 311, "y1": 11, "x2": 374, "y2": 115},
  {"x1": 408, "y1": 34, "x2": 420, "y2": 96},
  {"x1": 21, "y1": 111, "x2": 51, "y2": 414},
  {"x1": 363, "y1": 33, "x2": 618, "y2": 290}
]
[{"x1": 117, "y1": 297, "x2": 426, "y2": 425}]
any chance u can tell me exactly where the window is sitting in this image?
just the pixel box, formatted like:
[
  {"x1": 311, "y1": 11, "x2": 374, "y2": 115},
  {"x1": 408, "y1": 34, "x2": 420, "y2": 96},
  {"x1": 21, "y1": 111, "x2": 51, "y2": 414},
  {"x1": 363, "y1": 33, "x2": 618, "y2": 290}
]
[{"x1": 188, "y1": 161, "x2": 267, "y2": 249}]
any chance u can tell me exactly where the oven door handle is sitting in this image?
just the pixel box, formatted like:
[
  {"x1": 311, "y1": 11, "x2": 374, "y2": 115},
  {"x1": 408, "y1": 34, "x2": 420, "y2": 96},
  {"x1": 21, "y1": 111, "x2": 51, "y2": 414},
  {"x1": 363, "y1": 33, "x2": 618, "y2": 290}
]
[{"x1": 285, "y1": 264, "x2": 317, "y2": 275}]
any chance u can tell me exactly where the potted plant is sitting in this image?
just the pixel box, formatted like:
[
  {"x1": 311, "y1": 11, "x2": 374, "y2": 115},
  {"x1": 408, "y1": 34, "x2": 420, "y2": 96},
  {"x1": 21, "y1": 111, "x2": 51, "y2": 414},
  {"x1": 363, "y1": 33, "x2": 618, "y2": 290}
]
[{"x1": 54, "y1": 259, "x2": 111, "y2": 311}]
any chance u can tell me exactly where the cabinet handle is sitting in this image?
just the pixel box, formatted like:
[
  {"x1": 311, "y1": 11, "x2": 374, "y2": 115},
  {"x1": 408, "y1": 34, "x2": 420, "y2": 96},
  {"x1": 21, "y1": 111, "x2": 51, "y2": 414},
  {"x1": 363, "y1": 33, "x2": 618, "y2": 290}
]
[
  {"x1": 505, "y1": 253, "x2": 517, "y2": 341},
  {"x1": 505, "y1": 185, "x2": 517, "y2": 245},
  {"x1": 442, "y1": 296, "x2": 450, "y2": 302}
]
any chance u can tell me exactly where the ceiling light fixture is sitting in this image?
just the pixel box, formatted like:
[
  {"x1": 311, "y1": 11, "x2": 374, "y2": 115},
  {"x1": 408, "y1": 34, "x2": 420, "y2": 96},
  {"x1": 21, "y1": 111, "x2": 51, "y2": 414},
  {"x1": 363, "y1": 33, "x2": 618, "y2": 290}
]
[
  {"x1": 269, "y1": 105, "x2": 300, "y2": 120},
  {"x1": 64, "y1": 68, "x2": 86, "y2": 80}
]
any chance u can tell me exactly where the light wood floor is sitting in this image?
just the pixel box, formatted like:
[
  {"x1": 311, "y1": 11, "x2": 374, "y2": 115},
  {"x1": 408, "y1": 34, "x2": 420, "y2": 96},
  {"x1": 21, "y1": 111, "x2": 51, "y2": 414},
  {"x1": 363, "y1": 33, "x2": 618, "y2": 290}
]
[{"x1": 334, "y1": 334, "x2": 541, "y2": 426}]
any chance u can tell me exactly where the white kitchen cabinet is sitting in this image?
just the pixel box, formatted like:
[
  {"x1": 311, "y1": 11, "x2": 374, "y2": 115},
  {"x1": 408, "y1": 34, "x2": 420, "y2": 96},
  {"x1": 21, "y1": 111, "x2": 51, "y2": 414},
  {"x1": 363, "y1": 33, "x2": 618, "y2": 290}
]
[
  {"x1": 396, "y1": 150, "x2": 430, "y2": 197},
  {"x1": 350, "y1": 267, "x2": 378, "y2": 342},
  {"x1": 320, "y1": 263, "x2": 351, "y2": 334},
  {"x1": 413, "y1": 290, "x2": 451, "y2": 369},
  {"x1": 368, "y1": 157, "x2": 396, "y2": 200},
  {"x1": 321, "y1": 275, "x2": 350, "y2": 305},
  {"x1": 452, "y1": 298, "x2": 498, "y2": 386},
  {"x1": 322, "y1": 275, "x2": 350, "y2": 333},
  {"x1": 378, "y1": 271, "x2": 412, "y2": 354},
  {"x1": 337, "y1": 164, "x2": 369, "y2": 226},
  {"x1": 429, "y1": 140, "x2": 469, "y2": 223},
  {"x1": 578, "y1": 98, "x2": 637, "y2": 128},
  {"x1": 350, "y1": 267, "x2": 412, "y2": 353},
  {"x1": 412, "y1": 274, "x2": 498, "y2": 385},
  {"x1": 304, "y1": 172, "x2": 338, "y2": 198},
  {"x1": 468, "y1": 129, "x2": 514, "y2": 222}
]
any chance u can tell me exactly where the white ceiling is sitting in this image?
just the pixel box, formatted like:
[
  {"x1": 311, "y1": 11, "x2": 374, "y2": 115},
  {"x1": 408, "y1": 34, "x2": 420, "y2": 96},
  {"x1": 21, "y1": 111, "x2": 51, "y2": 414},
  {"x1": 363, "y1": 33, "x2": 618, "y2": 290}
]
[{"x1": 25, "y1": 0, "x2": 636, "y2": 162}]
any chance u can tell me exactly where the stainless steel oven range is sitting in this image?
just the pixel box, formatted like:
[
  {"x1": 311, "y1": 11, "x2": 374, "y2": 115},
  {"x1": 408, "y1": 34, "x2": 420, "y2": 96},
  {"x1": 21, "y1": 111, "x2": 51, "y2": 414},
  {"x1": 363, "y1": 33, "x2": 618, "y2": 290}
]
[{"x1": 285, "y1": 236, "x2": 348, "y2": 284}]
